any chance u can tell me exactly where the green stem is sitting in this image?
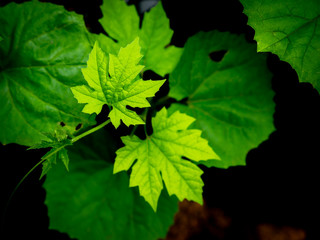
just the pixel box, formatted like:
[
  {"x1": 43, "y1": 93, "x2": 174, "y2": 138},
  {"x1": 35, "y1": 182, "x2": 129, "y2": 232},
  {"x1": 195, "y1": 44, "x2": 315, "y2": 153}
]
[
  {"x1": 3, "y1": 142, "x2": 66, "y2": 222},
  {"x1": 144, "y1": 122, "x2": 148, "y2": 137},
  {"x1": 130, "y1": 125, "x2": 138, "y2": 137},
  {"x1": 2, "y1": 119, "x2": 112, "y2": 228},
  {"x1": 140, "y1": 108, "x2": 149, "y2": 137},
  {"x1": 71, "y1": 119, "x2": 111, "y2": 143},
  {"x1": 154, "y1": 95, "x2": 171, "y2": 106},
  {"x1": 1, "y1": 157, "x2": 45, "y2": 232},
  {"x1": 8, "y1": 158, "x2": 46, "y2": 203},
  {"x1": 41, "y1": 144, "x2": 69, "y2": 163}
]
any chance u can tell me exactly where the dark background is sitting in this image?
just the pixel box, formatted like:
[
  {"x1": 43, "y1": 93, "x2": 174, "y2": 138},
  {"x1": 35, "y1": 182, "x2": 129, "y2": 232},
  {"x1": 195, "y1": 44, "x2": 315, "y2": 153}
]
[{"x1": 1, "y1": 0, "x2": 319, "y2": 239}]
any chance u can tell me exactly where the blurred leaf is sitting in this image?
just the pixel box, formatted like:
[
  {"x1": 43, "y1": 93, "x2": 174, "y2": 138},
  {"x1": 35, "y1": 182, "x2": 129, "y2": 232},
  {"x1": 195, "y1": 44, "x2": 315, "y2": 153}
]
[
  {"x1": 44, "y1": 130, "x2": 178, "y2": 240},
  {"x1": 169, "y1": 31, "x2": 275, "y2": 168},
  {"x1": 240, "y1": 0, "x2": 320, "y2": 92},
  {"x1": 99, "y1": 0, "x2": 182, "y2": 76}
]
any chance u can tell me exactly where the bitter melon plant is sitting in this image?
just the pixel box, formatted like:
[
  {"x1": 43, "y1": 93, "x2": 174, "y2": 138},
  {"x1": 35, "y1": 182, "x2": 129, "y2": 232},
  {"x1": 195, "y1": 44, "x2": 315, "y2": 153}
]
[{"x1": 1, "y1": 0, "x2": 317, "y2": 239}]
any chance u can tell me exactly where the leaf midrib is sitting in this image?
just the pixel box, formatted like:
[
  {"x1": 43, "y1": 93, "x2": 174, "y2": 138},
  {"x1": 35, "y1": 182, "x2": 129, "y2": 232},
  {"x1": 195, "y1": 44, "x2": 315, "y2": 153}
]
[
  {"x1": 188, "y1": 58, "x2": 252, "y2": 100},
  {"x1": 149, "y1": 137, "x2": 200, "y2": 198},
  {"x1": 152, "y1": 134, "x2": 212, "y2": 157}
]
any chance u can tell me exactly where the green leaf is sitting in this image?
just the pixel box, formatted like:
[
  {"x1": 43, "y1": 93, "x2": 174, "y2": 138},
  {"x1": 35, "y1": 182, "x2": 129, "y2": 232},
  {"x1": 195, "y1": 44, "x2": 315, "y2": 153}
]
[
  {"x1": 59, "y1": 148, "x2": 70, "y2": 171},
  {"x1": 29, "y1": 124, "x2": 72, "y2": 178},
  {"x1": 169, "y1": 31, "x2": 275, "y2": 168},
  {"x1": 40, "y1": 148, "x2": 71, "y2": 179},
  {"x1": 138, "y1": 1, "x2": 183, "y2": 76},
  {"x1": 99, "y1": 0, "x2": 139, "y2": 44},
  {"x1": 0, "y1": 1, "x2": 96, "y2": 146},
  {"x1": 44, "y1": 130, "x2": 178, "y2": 240},
  {"x1": 40, "y1": 149, "x2": 57, "y2": 179},
  {"x1": 28, "y1": 125, "x2": 70, "y2": 150},
  {"x1": 114, "y1": 108, "x2": 219, "y2": 211},
  {"x1": 71, "y1": 38, "x2": 165, "y2": 128},
  {"x1": 99, "y1": 0, "x2": 182, "y2": 76},
  {"x1": 240, "y1": 0, "x2": 320, "y2": 92},
  {"x1": 40, "y1": 145, "x2": 72, "y2": 179}
]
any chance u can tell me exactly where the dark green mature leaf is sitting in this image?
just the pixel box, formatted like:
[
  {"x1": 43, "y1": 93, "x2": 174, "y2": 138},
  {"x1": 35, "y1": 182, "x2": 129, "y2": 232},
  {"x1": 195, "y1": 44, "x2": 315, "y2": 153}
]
[
  {"x1": 115, "y1": 108, "x2": 219, "y2": 211},
  {"x1": 99, "y1": 0, "x2": 182, "y2": 76},
  {"x1": 0, "y1": 1, "x2": 95, "y2": 146},
  {"x1": 44, "y1": 130, "x2": 178, "y2": 240},
  {"x1": 240, "y1": 0, "x2": 320, "y2": 92},
  {"x1": 138, "y1": 1, "x2": 183, "y2": 75},
  {"x1": 99, "y1": 0, "x2": 139, "y2": 44},
  {"x1": 169, "y1": 31, "x2": 275, "y2": 168}
]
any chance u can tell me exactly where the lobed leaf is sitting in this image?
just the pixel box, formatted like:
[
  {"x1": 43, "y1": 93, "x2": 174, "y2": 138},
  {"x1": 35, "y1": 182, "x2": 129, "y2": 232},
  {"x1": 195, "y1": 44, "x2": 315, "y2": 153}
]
[
  {"x1": 40, "y1": 149, "x2": 57, "y2": 179},
  {"x1": 44, "y1": 130, "x2": 178, "y2": 240},
  {"x1": 40, "y1": 148, "x2": 70, "y2": 179},
  {"x1": 114, "y1": 108, "x2": 219, "y2": 211},
  {"x1": 169, "y1": 31, "x2": 275, "y2": 168},
  {"x1": 240, "y1": 0, "x2": 320, "y2": 92},
  {"x1": 0, "y1": 1, "x2": 96, "y2": 146},
  {"x1": 71, "y1": 38, "x2": 165, "y2": 128},
  {"x1": 29, "y1": 125, "x2": 72, "y2": 178},
  {"x1": 98, "y1": 0, "x2": 183, "y2": 76}
]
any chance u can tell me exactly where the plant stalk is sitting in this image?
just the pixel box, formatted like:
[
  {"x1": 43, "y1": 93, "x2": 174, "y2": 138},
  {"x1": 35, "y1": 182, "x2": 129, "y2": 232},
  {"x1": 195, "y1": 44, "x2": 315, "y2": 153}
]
[
  {"x1": 71, "y1": 119, "x2": 111, "y2": 143},
  {"x1": 2, "y1": 118, "x2": 112, "y2": 229}
]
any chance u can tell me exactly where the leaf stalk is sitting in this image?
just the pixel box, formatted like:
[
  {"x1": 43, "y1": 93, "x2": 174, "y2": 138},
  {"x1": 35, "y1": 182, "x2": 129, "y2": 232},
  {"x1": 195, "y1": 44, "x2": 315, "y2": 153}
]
[
  {"x1": 3, "y1": 119, "x2": 112, "y2": 227},
  {"x1": 71, "y1": 119, "x2": 111, "y2": 143}
]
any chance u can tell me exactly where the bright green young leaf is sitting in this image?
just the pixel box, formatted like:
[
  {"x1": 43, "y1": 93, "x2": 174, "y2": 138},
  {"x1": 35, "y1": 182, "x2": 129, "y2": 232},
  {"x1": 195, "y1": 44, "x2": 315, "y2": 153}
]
[
  {"x1": 0, "y1": 1, "x2": 96, "y2": 146},
  {"x1": 114, "y1": 108, "x2": 219, "y2": 211},
  {"x1": 99, "y1": 0, "x2": 182, "y2": 76},
  {"x1": 169, "y1": 31, "x2": 275, "y2": 168},
  {"x1": 44, "y1": 130, "x2": 178, "y2": 240},
  {"x1": 38, "y1": 147, "x2": 70, "y2": 179},
  {"x1": 40, "y1": 149, "x2": 57, "y2": 179},
  {"x1": 58, "y1": 148, "x2": 69, "y2": 171},
  {"x1": 71, "y1": 38, "x2": 165, "y2": 128},
  {"x1": 29, "y1": 126, "x2": 72, "y2": 178},
  {"x1": 240, "y1": 0, "x2": 320, "y2": 92}
]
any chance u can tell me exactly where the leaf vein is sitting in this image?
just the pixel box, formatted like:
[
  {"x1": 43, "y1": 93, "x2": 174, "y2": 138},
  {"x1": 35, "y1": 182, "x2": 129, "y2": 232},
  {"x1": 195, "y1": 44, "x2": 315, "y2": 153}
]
[
  {"x1": 8, "y1": 76, "x2": 89, "y2": 122},
  {"x1": 259, "y1": 14, "x2": 320, "y2": 51},
  {"x1": 5, "y1": 78, "x2": 46, "y2": 138}
]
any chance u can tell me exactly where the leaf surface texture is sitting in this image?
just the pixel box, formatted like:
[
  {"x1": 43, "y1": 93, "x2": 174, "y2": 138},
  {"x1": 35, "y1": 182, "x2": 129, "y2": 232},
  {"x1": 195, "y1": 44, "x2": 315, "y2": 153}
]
[
  {"x1": 240, "y1": 0, "x2": 320, "y2": 92},
  {"x1": 114, "y1": 108, "x2": 219, "y2": 210},
  {"x1": 169, "y1": 31, "x2": 275, "y2": 168},
  {"x1": 44, "y1": 130, "x2": 178, "y2": 240},
  {"x1": 71, "y1": 38, "x2": 165, "y2": 128},
  {"x1": 98, "y1": 0, "x2": 182, "y2": 76},
  {"x1": 0, "y1": 1, "x2": 96, "y2": 146}
]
